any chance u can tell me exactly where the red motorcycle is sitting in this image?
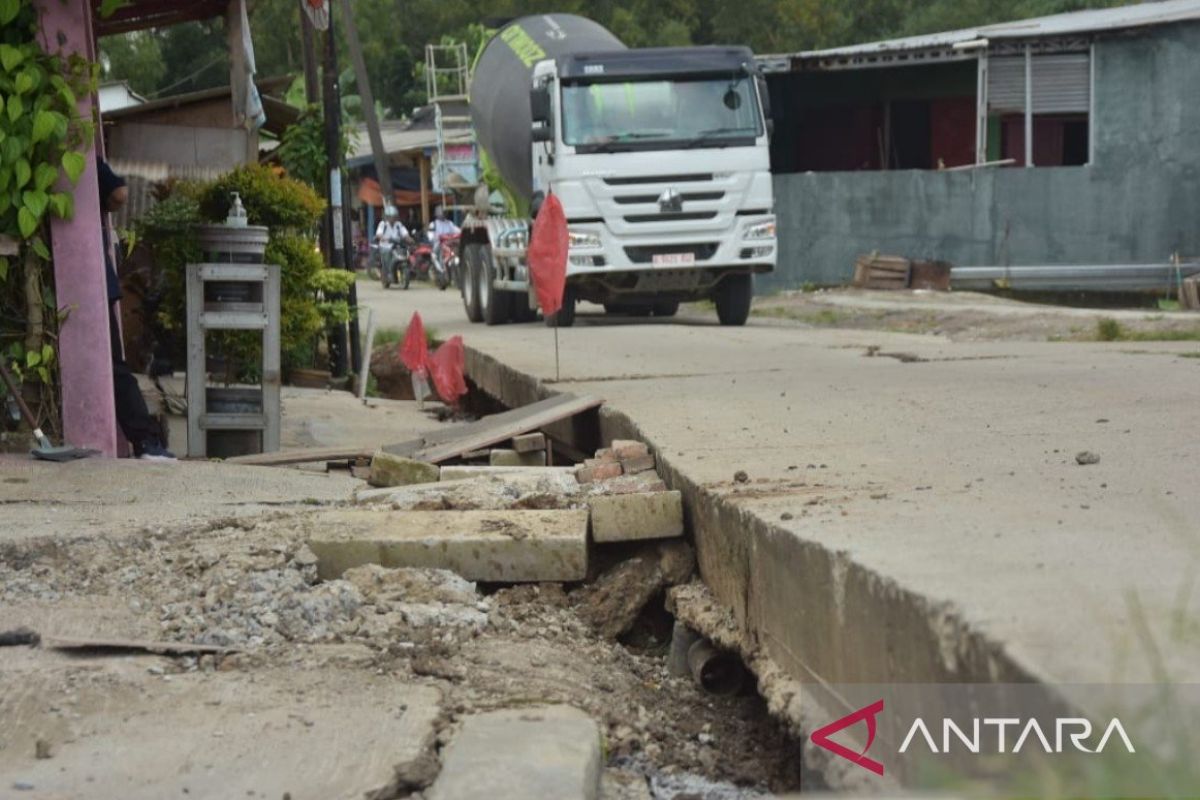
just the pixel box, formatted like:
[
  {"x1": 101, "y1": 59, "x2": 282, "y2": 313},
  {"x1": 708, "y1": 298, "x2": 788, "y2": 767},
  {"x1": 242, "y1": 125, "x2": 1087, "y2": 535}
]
[
  {"x1": 398, "y1": 238, "x2": 435, "y2": 290},
  {"x1": 433, "y1": 233, "x2": 460, "y2": 291}
]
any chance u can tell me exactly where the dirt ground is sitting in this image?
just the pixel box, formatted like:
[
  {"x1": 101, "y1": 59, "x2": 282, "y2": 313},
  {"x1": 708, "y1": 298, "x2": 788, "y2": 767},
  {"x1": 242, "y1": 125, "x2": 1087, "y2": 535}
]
[
  {"x1": 744, "y1": 287, "x2": 1200, "y2": 343},
  {"x1": 0, "y1": 505, "x2": 811, "y2": 798}
]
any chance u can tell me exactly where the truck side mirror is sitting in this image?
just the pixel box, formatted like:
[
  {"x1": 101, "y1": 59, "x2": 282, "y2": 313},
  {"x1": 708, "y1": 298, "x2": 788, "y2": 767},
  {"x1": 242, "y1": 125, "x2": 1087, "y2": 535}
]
[
  {"x1": 530, "y1": 87, "x2": 552, "y2": 125},
  {"x1": 532, "y1": 125, "x2": 554, "y2": 143}
]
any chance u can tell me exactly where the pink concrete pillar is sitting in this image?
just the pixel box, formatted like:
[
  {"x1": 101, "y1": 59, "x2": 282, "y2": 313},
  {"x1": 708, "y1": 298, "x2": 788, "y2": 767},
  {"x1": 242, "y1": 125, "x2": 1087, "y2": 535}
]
[{"x1": 35, "y1": 0, "x2": 118, "y2": 456}]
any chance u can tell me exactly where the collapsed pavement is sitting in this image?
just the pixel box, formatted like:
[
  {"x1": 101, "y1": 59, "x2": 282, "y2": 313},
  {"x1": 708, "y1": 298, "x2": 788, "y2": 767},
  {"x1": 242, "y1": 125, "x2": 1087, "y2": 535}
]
[{"x1": 0, "y1": 424, "x2": 812, "y2": 799}]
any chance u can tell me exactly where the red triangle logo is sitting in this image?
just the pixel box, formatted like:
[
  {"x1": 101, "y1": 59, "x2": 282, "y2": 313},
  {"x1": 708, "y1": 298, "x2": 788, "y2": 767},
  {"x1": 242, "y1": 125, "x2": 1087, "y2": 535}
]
[{"x1": 811, "y1": 699, "x2": 885, "y2": 776}]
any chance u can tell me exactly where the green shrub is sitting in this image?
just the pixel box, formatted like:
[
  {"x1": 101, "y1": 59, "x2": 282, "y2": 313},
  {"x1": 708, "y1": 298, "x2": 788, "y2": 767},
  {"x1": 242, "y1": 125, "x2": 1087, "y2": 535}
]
[
  {"x1": 137, "y1": 167, "x2": 345, "y2": 376},
  {"x1": 1096, "y1": 318, "x2": 1124, "y2": 341},
  {"x1": 199, "y1": 164, "x2": 324, "y2": 230}
]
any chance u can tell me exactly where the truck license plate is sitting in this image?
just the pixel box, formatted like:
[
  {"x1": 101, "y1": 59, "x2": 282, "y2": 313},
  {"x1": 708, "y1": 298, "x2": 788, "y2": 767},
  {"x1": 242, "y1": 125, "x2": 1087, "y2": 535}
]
[{"x1": 652, "y1": 252, "x2": 695, "y2": 267}]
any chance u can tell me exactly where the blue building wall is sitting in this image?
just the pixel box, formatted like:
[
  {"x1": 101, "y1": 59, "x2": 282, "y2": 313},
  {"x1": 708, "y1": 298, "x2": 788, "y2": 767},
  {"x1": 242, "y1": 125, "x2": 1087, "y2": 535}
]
[{"x1": 766, "y1": 21, "x2": 1200, "y2": 288}]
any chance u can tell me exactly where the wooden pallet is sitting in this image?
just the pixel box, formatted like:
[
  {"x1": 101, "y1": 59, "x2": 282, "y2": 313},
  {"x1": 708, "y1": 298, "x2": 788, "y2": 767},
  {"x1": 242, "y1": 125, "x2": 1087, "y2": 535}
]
[{"x1": 853, "y1": 253, "x2": 911, "y2": 290}]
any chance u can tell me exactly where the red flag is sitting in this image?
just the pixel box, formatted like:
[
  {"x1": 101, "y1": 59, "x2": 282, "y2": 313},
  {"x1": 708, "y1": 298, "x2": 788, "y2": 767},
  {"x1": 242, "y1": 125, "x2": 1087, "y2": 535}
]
[
  {"x1": 527, "y1": 193, "x2": 569, "y2": 317},
  {"x1": 399, "y1": 312, "x2": 429, "y2": 376},
  {"x1": 429, "y1": 335, "x2": 468, "y2": 407}
]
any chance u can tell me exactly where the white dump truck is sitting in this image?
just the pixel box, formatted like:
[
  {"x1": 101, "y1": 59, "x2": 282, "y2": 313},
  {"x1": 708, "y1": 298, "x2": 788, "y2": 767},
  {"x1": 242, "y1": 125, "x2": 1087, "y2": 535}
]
[{"x1": 459, "y1": 13, "x2": 776, "y2": 327}]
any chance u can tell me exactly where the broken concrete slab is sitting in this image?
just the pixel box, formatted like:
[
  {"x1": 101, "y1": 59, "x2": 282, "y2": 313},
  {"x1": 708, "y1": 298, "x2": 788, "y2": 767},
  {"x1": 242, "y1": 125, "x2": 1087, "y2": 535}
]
[
  {"x1": 511, "y1": 432, "x2": 546, "y2": 453},
  {"x1": 589, "y1": 491, "x2": 684, "y2": 543},
  {"x1": 307, "y1": 509, "x2": 589, "y2": 582},
  {"x1": 440, "y1": 465, "x2": 574, "y2": 482},
  {"x1": 593, "y1": 474, "x2": 668, "y2": 495},
  {"x1": 490, "y1": 449, "x2": 548, "y2": 468},
  {"x1": 576, "y1": 541, "x2": 695, "y2": 639},
  {"x1": 0, "y1": 663, "x2": 441, "y2": 800},
  {"x1": 369, "y1": 451, "x2": 440, "y2": 488},
  {"x1": 356, "y1": 473, "x2": 582, "y2": 509},
  {"x1": 427, "y1": 705, "x2": 601, "y2": 800}
]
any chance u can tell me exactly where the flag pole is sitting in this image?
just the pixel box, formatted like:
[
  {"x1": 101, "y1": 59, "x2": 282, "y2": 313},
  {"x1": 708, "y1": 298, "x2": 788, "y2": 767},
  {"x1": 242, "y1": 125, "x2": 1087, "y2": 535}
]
[{"x1": 554, "y1": 325, "x2": 560, "y2": 382}]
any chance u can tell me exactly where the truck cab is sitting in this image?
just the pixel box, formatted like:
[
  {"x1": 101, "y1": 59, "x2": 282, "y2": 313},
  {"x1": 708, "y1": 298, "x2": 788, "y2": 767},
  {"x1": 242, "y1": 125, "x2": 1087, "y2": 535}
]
[
  {"x1": 529, "y1": 47, "x2": 776, "y2": 324},
  {"x1": 460, "y1": 16, "x2": 775, "y2": 327}
]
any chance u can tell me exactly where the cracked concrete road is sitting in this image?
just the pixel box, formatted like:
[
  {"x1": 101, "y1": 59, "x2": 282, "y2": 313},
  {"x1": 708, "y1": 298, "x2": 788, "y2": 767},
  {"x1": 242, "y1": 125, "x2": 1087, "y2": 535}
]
[{"x1": 361, "y1": 281, "x2": 1200, "y2": 689}]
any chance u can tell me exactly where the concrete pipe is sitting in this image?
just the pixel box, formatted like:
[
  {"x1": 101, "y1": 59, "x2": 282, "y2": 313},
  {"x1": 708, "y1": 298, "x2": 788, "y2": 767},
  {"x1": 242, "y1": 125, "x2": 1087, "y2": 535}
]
[
  {"x1": 668, "y1": 621, "x2": 701, "y2": 678},
  {"x1": 686, "y1": 639, "x2": 746, "y2": 697}
]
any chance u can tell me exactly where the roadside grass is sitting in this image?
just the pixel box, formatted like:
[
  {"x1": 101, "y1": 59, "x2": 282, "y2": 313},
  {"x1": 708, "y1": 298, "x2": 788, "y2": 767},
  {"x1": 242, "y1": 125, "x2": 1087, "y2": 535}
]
[
  {"x1": 751, "y1": 306, "x2": 848, "y2": 326},
  {"x1": 1096, "y1": 318, "x2": 1200, "y2": 342},
  {"x1": 371, "y1": 325, "x2": 439, "y2": 350}
]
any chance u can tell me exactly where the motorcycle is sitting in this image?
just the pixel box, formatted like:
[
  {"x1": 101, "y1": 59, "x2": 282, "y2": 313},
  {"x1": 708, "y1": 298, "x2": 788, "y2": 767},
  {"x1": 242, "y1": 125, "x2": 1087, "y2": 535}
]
[
  {"x1": 401, "y1": 237, "x2": 436, "y2": 289},
  {"x1": 431, "y1": 232, "x2": 459, "y2": 291},
  {"x1": 373, "y1": 242, "x2": 404, "y2": 289}
]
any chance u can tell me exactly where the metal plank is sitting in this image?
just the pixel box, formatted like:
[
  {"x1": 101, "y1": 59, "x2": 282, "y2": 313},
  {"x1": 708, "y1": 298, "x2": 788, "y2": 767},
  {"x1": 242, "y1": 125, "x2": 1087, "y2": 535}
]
[{"x1": 226, "y1": 446, "x2": 377, "y2": 467}]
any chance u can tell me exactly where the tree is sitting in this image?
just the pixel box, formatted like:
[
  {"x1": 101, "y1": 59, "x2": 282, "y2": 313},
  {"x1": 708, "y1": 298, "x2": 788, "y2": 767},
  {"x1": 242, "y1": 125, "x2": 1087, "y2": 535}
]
[{"x1": 100, "y1": 30, "x2": 165, "y2": 95}]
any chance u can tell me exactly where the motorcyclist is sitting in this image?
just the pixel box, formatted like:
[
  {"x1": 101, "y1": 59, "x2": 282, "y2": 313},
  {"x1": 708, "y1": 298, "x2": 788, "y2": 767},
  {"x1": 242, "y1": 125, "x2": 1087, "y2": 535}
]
[
  {"x1": 428, "y1": 205, "x2": 460, "y2": 240},
  {"x1": 375, "y1": 205, "x2": 411, "y2": 247}
]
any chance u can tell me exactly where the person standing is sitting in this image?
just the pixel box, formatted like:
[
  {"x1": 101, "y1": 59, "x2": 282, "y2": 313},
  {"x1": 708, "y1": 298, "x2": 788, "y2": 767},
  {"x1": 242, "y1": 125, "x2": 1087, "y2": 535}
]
[{"x1": 98, "y1": 160, "x2": 175, "y2": 460}]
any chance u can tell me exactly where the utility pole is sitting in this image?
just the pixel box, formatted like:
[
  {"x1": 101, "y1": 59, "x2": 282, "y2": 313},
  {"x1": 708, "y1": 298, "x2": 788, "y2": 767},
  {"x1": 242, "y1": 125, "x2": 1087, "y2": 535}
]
[
  {"x1": 339, "y1": 0, "x2": 393, "y2": 204},
  {"x1": 320, "y1": 11, "x2": 361, "y2": 377},
  {"x1": 299, "y1": 2, "x2": 320, "y2": 105}
]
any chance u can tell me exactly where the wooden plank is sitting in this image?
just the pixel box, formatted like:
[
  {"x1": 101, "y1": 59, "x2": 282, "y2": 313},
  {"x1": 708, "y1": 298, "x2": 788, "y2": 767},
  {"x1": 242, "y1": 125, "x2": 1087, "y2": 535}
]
[
  {"x1": 226, "y1": 445, "x2": 380, "y2": 466},
  {"x1": 409, "y1": 394, "x2": 603, "y2": 464},
  {"x1": 42, "y1": 635, "x2": 238, "y2": 655}
]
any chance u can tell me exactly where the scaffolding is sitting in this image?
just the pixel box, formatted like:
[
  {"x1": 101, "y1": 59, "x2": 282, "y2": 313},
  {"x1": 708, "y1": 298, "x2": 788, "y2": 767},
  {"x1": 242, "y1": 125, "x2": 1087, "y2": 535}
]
[{"x1": 426, "y1": 42, "x2": 478, "y2": 210}]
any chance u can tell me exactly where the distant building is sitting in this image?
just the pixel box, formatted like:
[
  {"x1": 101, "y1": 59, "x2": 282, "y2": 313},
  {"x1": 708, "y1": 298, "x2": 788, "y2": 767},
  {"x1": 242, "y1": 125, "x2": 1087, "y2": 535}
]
[
  {"x1": 98, "y1": 80, "x2": 146, "y2": 113},
  {"x1": 760, "y1": 0, "x2": 1200, "y2": 287}
]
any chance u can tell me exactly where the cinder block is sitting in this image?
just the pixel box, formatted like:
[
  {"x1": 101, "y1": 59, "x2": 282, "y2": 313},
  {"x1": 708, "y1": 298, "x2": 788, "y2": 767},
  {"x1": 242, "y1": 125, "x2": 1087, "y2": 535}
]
[
  {"x1": 440, "y1": 465, "x2": 574, "y2": 482},
  {"x1": 511, "y1": 433, "x2": 546, "y2": 453},
  {"x1": 428, "y1": 705, "x2": 600, "y2": 800},
  {"x1": 593, "y1": 448, "x2": 617, "y2": 463},
  {"x1": 369, "y1": 451, "x2": 439, "y2": 487},
  {"x1": 589, "y1": 491, "x2": 684, "y2": 543},
  {"x1": 308, "y1": 509, "x2": 589, "y2": 582},
  {"x1": 576, "y1": 462, "x2": 622, "y2": 484},
  {"x1": 611, "y1": 440, "x2": 649, "y2": 460},
  {"x1": 490, "y1": 449, "x2": 548, "y2": 467},
  {"x1": 620, "y1": 454, "x2": 656, "y2": 475}
]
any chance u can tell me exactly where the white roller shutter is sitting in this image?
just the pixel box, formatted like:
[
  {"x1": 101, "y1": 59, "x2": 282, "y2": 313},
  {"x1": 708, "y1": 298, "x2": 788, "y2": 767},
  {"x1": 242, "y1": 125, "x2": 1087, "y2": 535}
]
[{"x1": 988, "y1": 52, "x2": 1090, "y2": 115}]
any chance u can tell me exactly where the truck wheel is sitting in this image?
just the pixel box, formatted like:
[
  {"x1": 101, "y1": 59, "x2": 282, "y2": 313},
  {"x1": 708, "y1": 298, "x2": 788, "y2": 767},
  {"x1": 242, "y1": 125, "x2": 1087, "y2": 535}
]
[
  {"x1": 510, "y1": 291, "x2": 537, "y2": 323},
  {"x1": 480, "y1": 246, "x2": 511, "y2": 326},
  {"x1": 653, "y1": 300, "x2": 680, "y2": 317},
  {"x1": 544, "y1": 288, "x2": 576, "y2": 328},
  {"x1": 461, "y1": 244, "x2": 483, "y2": 322},
  {"x1": 714, "y1": 273, "x2": 753, "y2": 326}
]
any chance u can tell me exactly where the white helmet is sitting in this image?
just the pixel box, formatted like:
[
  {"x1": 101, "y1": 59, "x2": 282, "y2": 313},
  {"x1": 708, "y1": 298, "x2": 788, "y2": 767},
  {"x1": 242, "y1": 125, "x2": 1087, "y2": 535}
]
[{"x1": 384, "y1": 205, "x2": 398, "y2": 219}]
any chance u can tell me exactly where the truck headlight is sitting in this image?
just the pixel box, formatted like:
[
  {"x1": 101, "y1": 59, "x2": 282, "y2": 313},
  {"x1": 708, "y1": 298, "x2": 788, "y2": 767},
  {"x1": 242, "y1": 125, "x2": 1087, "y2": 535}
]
[
  {"x1": 568, "y1": 229, "x2": 602, "y2": 249},
  {"x1": 499, "y1": 229, "x2": 528, "y2": 250},
  {"x1": 744, "y1": 220, "x2": 776, "y2": 240}
]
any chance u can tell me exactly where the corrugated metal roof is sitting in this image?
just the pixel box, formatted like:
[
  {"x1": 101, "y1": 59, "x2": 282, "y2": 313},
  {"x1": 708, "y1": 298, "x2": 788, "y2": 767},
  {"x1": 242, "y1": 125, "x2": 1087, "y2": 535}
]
[
  {"x1": 759, "y1": 0, "x2": 1200, "y2": 68},
  {"x1": 346, "y1": 126, "x2": 474, "y2": 164}
]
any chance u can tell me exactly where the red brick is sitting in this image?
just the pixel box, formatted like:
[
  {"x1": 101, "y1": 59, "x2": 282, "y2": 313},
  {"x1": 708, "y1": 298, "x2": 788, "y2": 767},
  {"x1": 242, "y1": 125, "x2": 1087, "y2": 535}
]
[
  {"x1": 611, "y1": 440, "x2": 650, "y2": 460},
  {"x1": 575, "y1": 462, "x2": 623, "y2": 484},
  {"x1": 620, "y1": 454, "x2": 656, "y2": 475}
]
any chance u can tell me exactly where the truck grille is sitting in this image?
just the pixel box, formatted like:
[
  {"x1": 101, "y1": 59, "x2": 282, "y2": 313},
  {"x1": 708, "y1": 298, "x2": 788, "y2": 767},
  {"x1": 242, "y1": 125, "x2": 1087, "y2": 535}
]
[
  {"x1": 604, "y1": 173, "x2": 712, "y2": 186},
  {"x1": 613, "y1": 191, "x2": 725, "y2": 205},
  {"x1": 625, "y1": 243, "x2": 719, "y2": 263},
  {"x1": 624, "y1": 211, "x2": 718, "y2": 224}
]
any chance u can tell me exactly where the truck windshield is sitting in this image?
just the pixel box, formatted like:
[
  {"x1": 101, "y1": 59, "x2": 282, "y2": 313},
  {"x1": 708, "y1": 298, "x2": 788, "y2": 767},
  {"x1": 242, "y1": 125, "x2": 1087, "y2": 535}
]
[{"x1": 561, "y1": 76, "x2": 763, "y2": 151}]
